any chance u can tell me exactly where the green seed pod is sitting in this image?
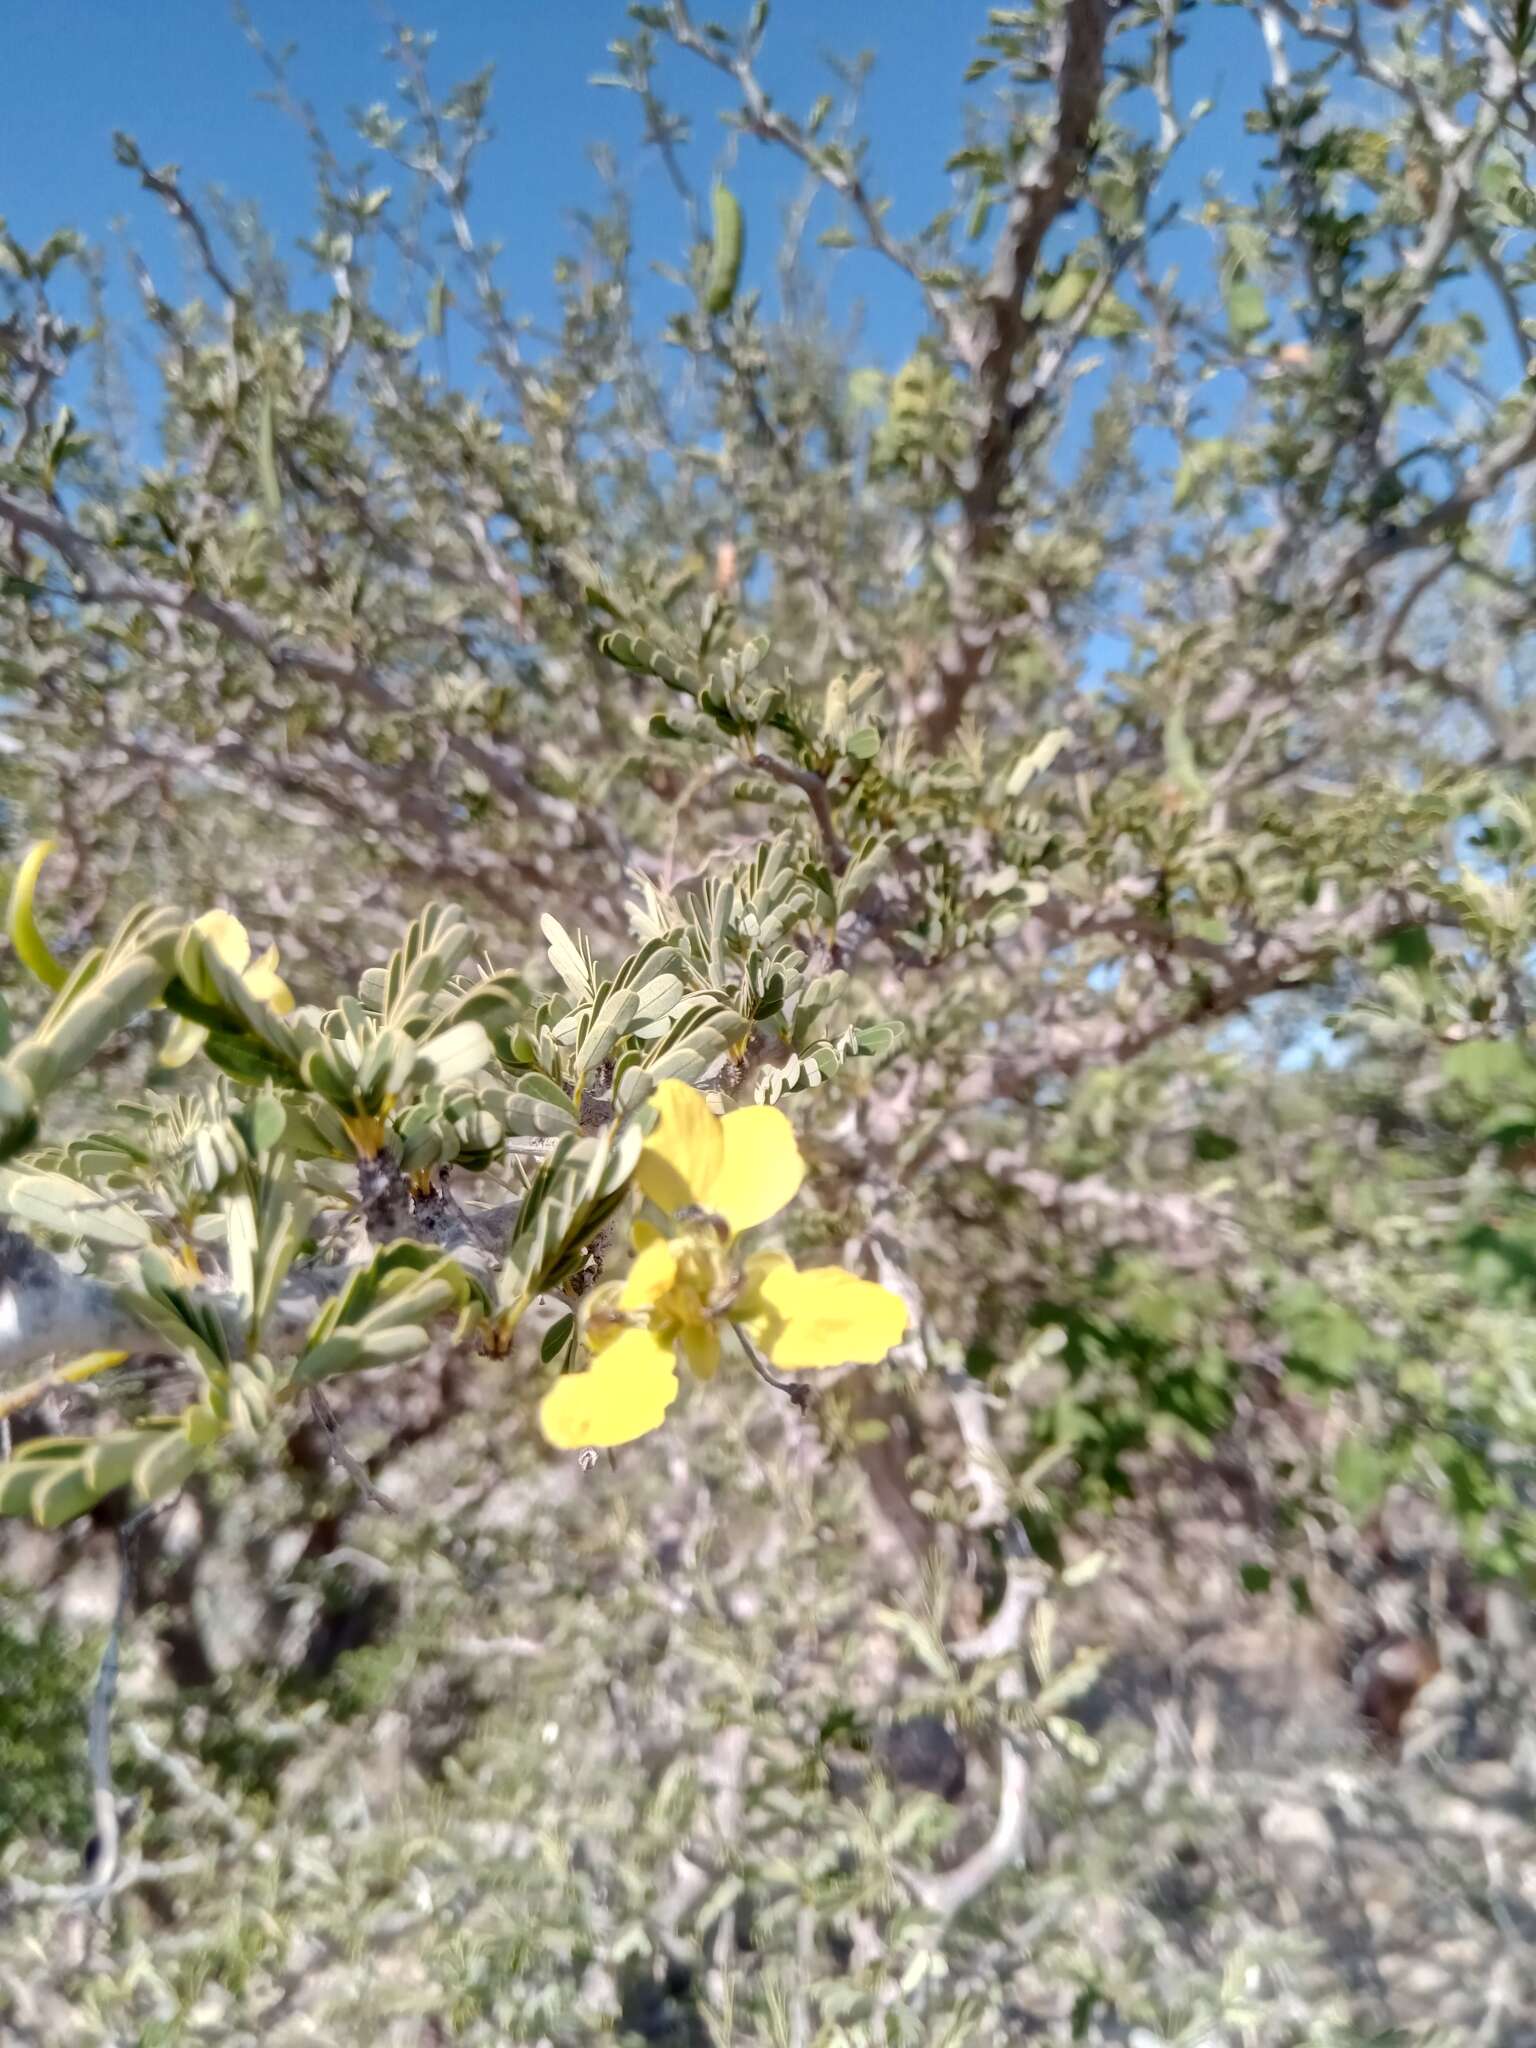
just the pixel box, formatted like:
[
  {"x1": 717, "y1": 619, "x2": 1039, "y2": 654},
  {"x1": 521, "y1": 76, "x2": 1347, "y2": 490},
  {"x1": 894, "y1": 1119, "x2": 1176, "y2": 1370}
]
[{"x1": 705, "y1": 181, "x2": 745, "y2": 315}]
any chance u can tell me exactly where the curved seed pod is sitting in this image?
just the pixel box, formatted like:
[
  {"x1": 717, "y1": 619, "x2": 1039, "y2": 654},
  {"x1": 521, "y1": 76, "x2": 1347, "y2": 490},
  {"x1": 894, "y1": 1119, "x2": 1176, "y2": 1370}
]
[
  {"x1": 6, "y1": 840, "x2": 68, "y2": 991},
  {"x1": 705, "y1": 181, "x2": 745, "y2": 315},
  {"x1": 256, "y1": 386, "x2": 282, "y2": 521}
]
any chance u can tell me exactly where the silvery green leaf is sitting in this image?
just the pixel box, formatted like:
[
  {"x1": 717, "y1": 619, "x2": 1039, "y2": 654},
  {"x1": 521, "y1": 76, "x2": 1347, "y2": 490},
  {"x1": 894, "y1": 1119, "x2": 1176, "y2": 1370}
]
[{"x1": 0, "y1": 1166, "x2": 154, "y2": 1248}]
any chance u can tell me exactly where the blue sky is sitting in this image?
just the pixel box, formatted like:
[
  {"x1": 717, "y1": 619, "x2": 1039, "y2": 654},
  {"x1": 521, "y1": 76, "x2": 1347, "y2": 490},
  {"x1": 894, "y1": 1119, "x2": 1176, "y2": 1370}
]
[
  {"x1": 1, "y1": 2, "x2": 1273, "y2": 411},
  {"x1": 2, "y1": 4, "x2": 1511, "y2": 720}
]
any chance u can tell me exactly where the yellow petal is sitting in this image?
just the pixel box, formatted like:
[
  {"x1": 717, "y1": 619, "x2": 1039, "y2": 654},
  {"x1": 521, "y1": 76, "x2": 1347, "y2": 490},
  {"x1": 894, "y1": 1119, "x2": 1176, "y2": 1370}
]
[
  {"x1": 193, "y1": 909, "x2": 252, "y2": 976},
  {"x1": 679, "y1": 1320, "x2": 721, "y2": 1381},
  {"x1": 538, "y1": 1328, "x2": 679, "y2": 1449},
  {"x1": 708, "y1": 1104, "x2": 806, "y2": 1234},
  {"x1": 741, "y1": 1248, "x2": 792, "y2": 1288},
  {"x1": 741, "y1": 1263, "x2": 908, "y2": 1371},
  {"x1": 159, "y1": 1017, "x2": 208, "y2": 1069},
  {"x1": 636, "y1": 1079, "x2": 724, "y2": 1216},
  {"x1": 245, "y1": 945, "x2": 295, "y2": 1014},
  {"x1": 619, "y1": 1237, "x2": 680, "y2": 1312}
]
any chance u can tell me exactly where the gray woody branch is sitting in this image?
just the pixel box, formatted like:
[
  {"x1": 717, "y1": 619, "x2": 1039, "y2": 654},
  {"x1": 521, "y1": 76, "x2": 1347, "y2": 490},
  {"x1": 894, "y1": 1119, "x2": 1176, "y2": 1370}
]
[
  {"x1": 867, "y1": 1235, "x2": 1044, "y2": 1923},
  {"x1": 0, "y1": 486, "x2": 541, "y2": 817},
  {"x1": 926, "y1": 0, "x2": 1114, "y2": 746},
  {"x1": 665, "y1": 0, "x2": 1116, "y2": 747},
  {"x1": 992, "y1": 885, "x2": 1426, "y2": 1093}
]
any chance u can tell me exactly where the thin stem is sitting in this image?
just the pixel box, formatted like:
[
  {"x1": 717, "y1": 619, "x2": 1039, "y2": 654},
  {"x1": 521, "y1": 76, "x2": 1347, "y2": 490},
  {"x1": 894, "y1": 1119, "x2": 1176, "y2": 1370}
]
[
  {"x1": 308, "y1": 1386, "x2": 398, "y2": 1513},
  {"x1": 732, "y1": 1323, "x2": 811, "y2": 1412}
]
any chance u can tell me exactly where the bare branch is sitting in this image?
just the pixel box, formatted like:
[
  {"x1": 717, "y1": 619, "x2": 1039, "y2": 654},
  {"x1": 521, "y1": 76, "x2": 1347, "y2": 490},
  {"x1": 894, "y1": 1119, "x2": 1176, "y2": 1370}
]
[
  {"x1": 123, "y1": 1722, "x2": 252, "y2": 1845},
  {"x1": 909, "y1": 1684, "x2": 1029, "y2": 1922},
  {"x1": 308, "y1": 1386, "x2": 399, "y2": 1514},
  {"x1": 749, "y1": 752, "x2": 848, "y2": 873},
  {"x1": 1336, "y1": 410, "x2": 1536, "y2": 588},
  {"x1": 112, "y1": 134, "x2": 243, "y2": 309},
  {"x1": 915, "y1": 1528, "x2": 1040, "y2": 1919},
  {"x1": 664, "y1": 1, "x2": 962, "y2": 346},
  {"x1": 924, "y1": 0, "x2": 1116, "y2": 744},
  {"x1": 864, "y1": 1232, "x2": 1042, "y2": 1922},
  {"x1": 992, "y1": 886, "x2": 1428, "y2": 1092},
  {"x1": 966, "y1": 0, "x2": 1112, "y2": 429},
  {"x1": 1365, "y1": 45, "x2": 1519, "y2": 359},
  {"x1": 0, "y1": 485, "x2": 542, "y2": 814}
]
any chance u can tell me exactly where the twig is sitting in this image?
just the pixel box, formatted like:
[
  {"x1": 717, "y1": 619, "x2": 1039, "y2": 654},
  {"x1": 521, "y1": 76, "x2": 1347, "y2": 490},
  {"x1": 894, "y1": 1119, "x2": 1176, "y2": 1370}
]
[
  {"x1": 81, "y1": 1512, "x2": 149, "y2": 1899},
  {"x1": 0, "y1": 1350, "x2": 136, "y2": 1424},
  {"x1": 907, "y1": 1528, "x2": 1041, "y2": 1920},
  {"x1": 908, "y1": 1676, "x2": 1030, "y2": 1923},
  {"x1": 446, "y1": 1633, "x2": 546, "y2": 1660},
  {"x1": 988, "y1": 885, "x2": 1427, "y2": 1091},
  {"x1": 308, "y1": 1386, "x2": 398, "y2": 1513},
  {"x1": 665, "y1": 1, "x2": 961, "y2": 347},
  {"x1": 0, "y1": 488, "x2": 540, "y2": 815},
  {"x1": 749, "y1": 752, "x2": 847, "y2": 873},
  {"x1": 868, "y1": 1237, "x2": 1042, "y2": 1922},
  {"x1": 943, "y1": 1372, "x2": 1011, "y2": 1532},
  {"x1": 733, "y1": 1324, "x2": 811, "y2": 1413},
  {"x1": 951, "y1": 1528, "x2": 1044, "y2": 1668},
  {"x1": 114, "y1": 136, "x2": 243, "y2": 307},
  {"x1": 1334, "y1": 410, "x2": 1536, "y2": 588},
  {"x1": 123, "y1": 1723, "x2": 252, "y2": 1845},
  {"x1": 3, "y1": 1509, "x2": 156, "y2": 1913},
  {"x1": 655, "y1": 1723, "x2": 752, "y2": 1953},
  {"x1": 1363, "y1": 17, "x2": 1518, "y2": 359}
]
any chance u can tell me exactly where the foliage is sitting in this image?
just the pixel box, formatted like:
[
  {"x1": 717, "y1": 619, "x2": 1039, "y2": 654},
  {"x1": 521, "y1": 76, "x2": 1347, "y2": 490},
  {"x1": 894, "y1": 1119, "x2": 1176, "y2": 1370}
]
[
  {"x1": 0, "y1": 1599, "x2": 95, "y2": 1849},
  {"x1": 4, "y1": 0, "x2": 1536, "y2": 2039}
]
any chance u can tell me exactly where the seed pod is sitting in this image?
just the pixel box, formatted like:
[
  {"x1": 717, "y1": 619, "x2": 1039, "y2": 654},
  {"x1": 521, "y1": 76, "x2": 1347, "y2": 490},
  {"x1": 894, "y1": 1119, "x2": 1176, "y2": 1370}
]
[
  {"x1": 256, "y1": 387, "x2": 282, "y2": 522},
  {"x1": 705, "y1": 181, "x2": 745, "y2": 315},
  {"x1": 6, "y1": 839, "x2": 68, "y2": 991}
]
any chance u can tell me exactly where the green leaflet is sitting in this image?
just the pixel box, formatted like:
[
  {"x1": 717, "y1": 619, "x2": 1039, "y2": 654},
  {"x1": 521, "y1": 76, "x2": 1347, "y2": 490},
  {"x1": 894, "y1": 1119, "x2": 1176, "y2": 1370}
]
[
  {"x1": 495, "y1": 1121, "x2": 642, "y2": 1327},
  {"x1": 0, "y1": 1166, "x2": 154, "y2": 1249},
  {"x1": 295, "y1": 1241, "x2": 481, "y2": 1384},
  {"x1": 0, "y1": 1416, "x2": 209, "y2": 1528}
]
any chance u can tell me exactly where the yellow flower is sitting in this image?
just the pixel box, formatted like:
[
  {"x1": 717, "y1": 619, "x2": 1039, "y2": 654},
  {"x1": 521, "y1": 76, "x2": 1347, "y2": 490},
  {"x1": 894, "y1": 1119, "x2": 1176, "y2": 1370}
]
[
  {"x1": 538, "y1": 1080, "x2": 908, "y2": 1452},
  {"x1": 617, "y1": 1229, "x2": 737, "y2": 1379},
  {"x1": 634, "y1": 1076, "x2": 806, "y2": 1232},
  {"x1": 161, "y1": 911, "x2": 294, "y2": 1069}
]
